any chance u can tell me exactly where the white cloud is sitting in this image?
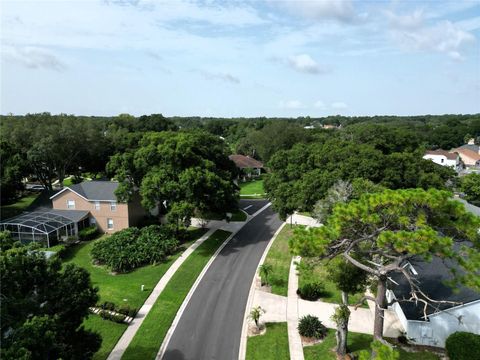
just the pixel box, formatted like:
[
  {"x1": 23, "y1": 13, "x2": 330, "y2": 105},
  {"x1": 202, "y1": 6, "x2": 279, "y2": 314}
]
[
  {"x1": 198, "y1": 70, "x2": 240, "y2": 84},
  {"x1": 288, "y1": 54, "x2": 326, "y2": 74},
  {"x1": 279, "y1": 100, "x2": 304, "y2": 109},
  {"x1": 1, "y1": 45, "x2": 66, "y2": 71},
  {"x1": 314, "y1": 100, "x2": 326, "y2": 109},
  {"x1": 272, "y1": 0, "x2": 358, "y2": 23},
  {"x1": 386, "y1": 9, "x2": 476, "y2": 60},
  {"x1": 331, "y1": 102, "x2": 347, "y2": 110}
]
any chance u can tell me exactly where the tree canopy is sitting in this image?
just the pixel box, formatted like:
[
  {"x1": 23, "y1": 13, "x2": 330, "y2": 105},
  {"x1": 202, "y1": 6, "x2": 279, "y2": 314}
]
[
  {"x1": 0, "y1": 234, "x2": 100, "y2": 359},
  {"x1": 290, "y1": 189, "x2": 480, "y2": 339}
]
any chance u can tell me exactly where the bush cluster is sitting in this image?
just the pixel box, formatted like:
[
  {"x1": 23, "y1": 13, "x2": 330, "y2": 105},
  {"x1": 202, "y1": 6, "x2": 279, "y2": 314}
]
[
  {"x1": 298, "y1": 315, "x2": 327, "y2": 339},
  {"x1": 79, "y1": 225, "x2": 98, "y2": 241},
  {"x1": 91, "y1": 225, "x2": 179, "y2": 273},
  {"x1": 99, "y1": 301, "x2": 138, "y2": 318},
  {"x1": 297, "y1": 281, "x2": 325, "y2": 301},
  {"x1": 99, "y1": 310, "x2": 126, "y2": 323},
  {"x1": 446, "y1": 332, "x2": 480, "y2": 360}
]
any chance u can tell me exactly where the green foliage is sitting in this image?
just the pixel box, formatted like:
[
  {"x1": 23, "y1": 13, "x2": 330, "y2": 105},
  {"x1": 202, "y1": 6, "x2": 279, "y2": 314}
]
[
  {"x1": 259, "y1": 264, "x2": 273, "y2": 286},
  {"x1": 297, "y1": 281, "x2": 326, "y2": 301},
  {"x1": 445, "y1": 332, "x2": 480, "y2": 360},
  {"x1": 0, "y1": 139, "x2": 26, "y2": 203},
  {"x1": 108, "y1": 131, "x2": 238, "y2": 224},
  {"x1": 460, "y1": 174, "x2": 480, "y2": 204},
  {"x1": 79, "y1": 225, "x2": 99, "y2": 241},
  {"x1": 331, "y1": 304, "x2": 351, "y2": 326},
  {"x1": 326, "y1": 257, "x2": 368, "y2": 296},
  {"x1": 358, "y1": 341, "x2": 400, "y2": 360},
  {"x1": 91, "y1": 225, "x2": 179, "y2": 273},
  {"x1": 99, "y1": 310, "x2": 127, "y2": 323},
  {"x1": 249, "y1": 306, "x2": 265, "y2": 327},
  {"x1": 298, "y1": 315, "x2": 327, "y2": 339},
  {"x1": 0, "y1": 231, "x2": 18, "y2": 251},
  {"x1": 246, "y1": 322, "x2": 290, "y2": 360},
  {"x1": 0, "y1": 245, "x2": 100, "y2": 359}
]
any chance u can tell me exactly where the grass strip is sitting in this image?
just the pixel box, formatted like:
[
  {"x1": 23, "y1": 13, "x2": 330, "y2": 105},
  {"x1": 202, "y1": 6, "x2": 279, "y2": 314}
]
[
  {"x1": 304, "y1": 329, "x2": 439, "y2": 360},
  {"x1": 262, "y1": 225, "x2": 293, "y2": 296},
  {"x1": 122, "y1": 229, "x2": 232, "y2": 360},
  {"x1": 83, "y1": 314, "x2": 128, "y2": 360},
  {"x1": 0, "y1": 193, "x2": 39, "y2": 220},
  {"x1": 246, "y1": 323, "x2": 290, "y2": 360},
  {"x1": 239, "y1": 179, "x2": 265, "y2": 198}
]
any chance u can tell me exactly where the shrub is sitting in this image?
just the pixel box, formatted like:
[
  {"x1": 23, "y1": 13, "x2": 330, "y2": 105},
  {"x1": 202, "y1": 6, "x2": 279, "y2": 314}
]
[
  {"x1": 297, "y1": 281, "x2": 325, "y2": 301},
  {"x1": 446, "y1": 332, "x2": 480, "y2": 360},
  {"x1": 91, "y1": 226, "x2": 179, "y2": 273},
  {"x1": 111, "y1": 314, "x2": 127, "y2": 323},
  {"x1": 298, "y1": 315, "x2": 327, "y2": 339},
  {"x1": 100, "y1": 301, "x2": 116, "y2": 311},
  {"x1": 117, "y1": 305, "x2": 137, "y2": 318},
  {"x1": 78, "y1": 225, "x2": 98, "y2": 241}
]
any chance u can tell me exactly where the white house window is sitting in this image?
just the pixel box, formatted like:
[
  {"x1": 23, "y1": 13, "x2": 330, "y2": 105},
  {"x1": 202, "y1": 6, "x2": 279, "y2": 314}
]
[
  {"x1": 110, "y1": 202, "x2": 117, "y2": 211},
  {"x1": 67, "y1": 200, "x2": 75, "y2": 209},
  {"x1": 107, "y1": 218, "x2": 114, "y2": 230},
  {"x1": 441, "y1": 158, "x2": 444, "y2": 163},
  {"x1": 94, "y1": 201, "x2": 100, "y2": 210}
]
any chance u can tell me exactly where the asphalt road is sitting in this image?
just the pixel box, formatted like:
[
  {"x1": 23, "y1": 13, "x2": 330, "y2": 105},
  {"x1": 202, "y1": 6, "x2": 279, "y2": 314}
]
[
  {"x1": 163, "y1": 201, "x2": 283, "y2": 360},
  {"x1": 239, "y1": 199, "x2": 269, "y2": 215}
]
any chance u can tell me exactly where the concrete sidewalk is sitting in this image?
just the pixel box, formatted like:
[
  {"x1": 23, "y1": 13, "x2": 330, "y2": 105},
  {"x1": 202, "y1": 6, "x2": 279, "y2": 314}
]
[
  {"x1": 287, "y1": 257, "x2": 305, "y2": 360},
  {"x1": 286, "y1": 213, "x2": 322, "y2": 228}
]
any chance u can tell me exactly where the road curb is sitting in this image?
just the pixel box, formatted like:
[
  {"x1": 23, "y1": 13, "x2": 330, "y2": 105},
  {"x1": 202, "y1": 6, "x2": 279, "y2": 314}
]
[
  {"x1": 157, "y1": 202, "x2": 272, "y2": 359},
  {"x1": 238, "y1": 221, "x2": 287, "y2": 360}
]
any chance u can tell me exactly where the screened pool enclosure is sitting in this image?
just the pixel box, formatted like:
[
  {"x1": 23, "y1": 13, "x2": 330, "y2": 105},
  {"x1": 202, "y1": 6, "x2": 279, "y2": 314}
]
[{"x1": 0, "y1": 209, "x2": 89, "y2": 247}]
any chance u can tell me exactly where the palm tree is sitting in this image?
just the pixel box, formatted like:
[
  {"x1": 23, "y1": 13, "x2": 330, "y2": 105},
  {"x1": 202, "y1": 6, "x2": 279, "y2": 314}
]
[
  {"x1": 259, "y1": 264, "x2": 273, "y2": 286},
  {"x1": 249, "y1": 306, "x2": 265, "y2": 329}
]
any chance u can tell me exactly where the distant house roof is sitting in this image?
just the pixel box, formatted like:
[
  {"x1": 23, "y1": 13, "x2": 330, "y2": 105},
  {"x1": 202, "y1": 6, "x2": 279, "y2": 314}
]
[
  {"x1": 452, "y1": 148, "x2": 480, "y2": 161},
  {"x1": 459, "y1": 144, "x2": 480, "y2": 153},
  {"x1": 424, "y1": 149, "x2": 458, "y2": 160},
  {"x1": 229, "y1": 155, "x2": 264, "y2": 169},
  {"x1": 50, "y1": 181, "x2": 119, "y2": 201}
]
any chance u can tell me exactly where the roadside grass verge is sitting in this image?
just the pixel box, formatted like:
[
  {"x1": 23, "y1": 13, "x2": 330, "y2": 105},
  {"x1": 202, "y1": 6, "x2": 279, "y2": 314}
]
[
  {"x1": 122, "y1": 229, "x2": 232, "y2": 360},
  {"x1": 246, "y1": 322, "x2": 290, "y2": 360},
  {"x1": 230, "y1": 209, "x2": 247, "y2": 221},
  {"x1": 262, "y1": 225, "x2": 293, "y2": 296},
  {"x1": 298, "y1": 259, "x2": 367, "y2": 306},
  {"x1": 240, "y1": 178, "x2": 265, "y2": 198},
  {"x1": 0, "y1": 192, "x2": 39, "y2": 220},
  {"x1": 83, "y1": 314, "x2": 128, "y2": 360},
  {"x1": 304, "y1": 329, "x2": 439, "y2": 360},
  {"x1": 63, "y1": 227, "x2": 208, "y2": 309}
]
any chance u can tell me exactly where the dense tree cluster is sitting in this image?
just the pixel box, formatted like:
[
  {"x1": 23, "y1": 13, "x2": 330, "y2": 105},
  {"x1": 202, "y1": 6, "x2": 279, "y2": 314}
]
[{"x1": 0, "y1": 232, "x2": 100, "y2": 359}]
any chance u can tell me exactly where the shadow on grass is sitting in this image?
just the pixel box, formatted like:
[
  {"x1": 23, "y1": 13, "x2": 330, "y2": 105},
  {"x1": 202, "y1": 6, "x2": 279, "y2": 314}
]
[{"x1": 62, "y1": 242, "x2": 90, "y2": 262}]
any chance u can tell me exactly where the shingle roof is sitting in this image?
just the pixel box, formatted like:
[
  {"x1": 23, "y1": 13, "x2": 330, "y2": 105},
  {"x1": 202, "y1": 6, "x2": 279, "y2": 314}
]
[
  {"x1": 68, "y1": 181, "x2": 119, "y2": 201},
  {"x1": 459, "y1": 144, "x2": 480, "y2": 153},
  {"x1": 229, "y1": 155, "x2": 264, "y2": 169},
  {"x1": 453, "y1": 148, "x2": 480, "y2": 161},
  {"x1": 424, "y1": 149, "x2": 458, "y2": 161}
]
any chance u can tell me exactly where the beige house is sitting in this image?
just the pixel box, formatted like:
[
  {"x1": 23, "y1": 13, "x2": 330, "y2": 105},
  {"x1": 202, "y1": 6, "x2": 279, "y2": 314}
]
[
  {"x1": 50, "y1": 181, "x2": 147, "y2": 233},
  {"x1": 452, "y1": 144, "x2": 480, "y2": 168}
]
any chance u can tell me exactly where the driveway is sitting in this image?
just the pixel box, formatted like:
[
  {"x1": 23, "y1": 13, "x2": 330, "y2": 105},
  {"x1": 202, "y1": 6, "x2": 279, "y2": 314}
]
[{"x1": 162, "y1": 201, "x2": 283, "y2": 360}]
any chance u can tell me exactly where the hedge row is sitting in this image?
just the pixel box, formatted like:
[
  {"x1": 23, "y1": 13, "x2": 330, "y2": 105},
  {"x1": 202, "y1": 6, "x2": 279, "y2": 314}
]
[
  {"x1": 91, "y1": 225, "x2": 179, "y2": 273},
  {"x1": 79, "y1": 225, "x2": 98, "y2": 241},
  {"x1": 99, "y1": 301, "x2": 137, "y2": 318}
]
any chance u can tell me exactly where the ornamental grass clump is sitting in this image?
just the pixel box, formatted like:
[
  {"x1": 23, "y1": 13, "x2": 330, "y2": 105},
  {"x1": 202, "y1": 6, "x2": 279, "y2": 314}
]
[{"x1": 298, "y1": 315, "x2": 327, "y2": 339}]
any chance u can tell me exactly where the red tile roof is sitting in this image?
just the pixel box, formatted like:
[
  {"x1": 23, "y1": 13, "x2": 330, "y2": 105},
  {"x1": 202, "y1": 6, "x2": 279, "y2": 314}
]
[{"x1": 229, "y1": 155, "x2": 264, "y2": 169}]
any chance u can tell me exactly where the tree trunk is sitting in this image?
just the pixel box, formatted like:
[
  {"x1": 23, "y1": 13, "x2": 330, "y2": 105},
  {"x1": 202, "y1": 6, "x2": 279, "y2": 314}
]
[
  {"x1": 373, "y1": 275, "x2": 387, "y2": 340},
  {"x1": 335, "y1": 318, "x2": 348, "y2": 358},
  {"x1": 341, "y1": 291, "x2": 349, "y2": 306}
]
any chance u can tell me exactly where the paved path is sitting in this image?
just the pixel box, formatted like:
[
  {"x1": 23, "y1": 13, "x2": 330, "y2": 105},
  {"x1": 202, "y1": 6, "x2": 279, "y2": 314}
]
[
  {"x1": 287, "y1": 257, "x2": 305, "y2": 360},
  {"x1": 161, "y1": 202, "x2": 283, "y2": 360},
  {"x1": 286, "y1": 213, "x2": 322, "y2": 228}
]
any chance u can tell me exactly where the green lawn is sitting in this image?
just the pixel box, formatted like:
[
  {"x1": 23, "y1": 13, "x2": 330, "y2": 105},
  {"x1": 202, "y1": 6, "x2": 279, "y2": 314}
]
[
  {"x1": 304, "y1": 330, "x2": 439, "y2": 360},
  {"x1": 246, "y1": 323, "x2": 290, "y2": 360},
  {"x1": 122, "y1": 229, "x2": 232, "y2": 360},
  {"x1": 63, "y1": 229, "x2": 206, "y2": 309},
  {"x1": 0, "y1": 193, "x2": 39, "y2": 220},
  {"x1": 83, "y1": 314, "x2": 128, "y2": 360},
  {"x1": 231, "y1": 209, "x2": 247, "y2": 221},
  {"x1": 240, "y1": 179, "x2": 265, "y2": 198},
  {"x1": 298, "y1": 259, "x2": 367, "y2": 306},
  {"x1": 62, "y1": 177, "x2": 74, "y2": 186},
  {"x1": 263, "y1": 225, "x2": 294, "y2": 296}
]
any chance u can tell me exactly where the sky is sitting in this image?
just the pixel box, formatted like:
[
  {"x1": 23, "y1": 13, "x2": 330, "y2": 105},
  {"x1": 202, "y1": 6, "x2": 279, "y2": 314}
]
[{"x1": 1, "y1": 0, "x2": 479, "y2": 117}]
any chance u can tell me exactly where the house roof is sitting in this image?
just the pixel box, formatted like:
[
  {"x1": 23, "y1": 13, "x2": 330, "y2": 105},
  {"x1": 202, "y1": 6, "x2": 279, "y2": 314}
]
[
  {"x1": 391, "y1": 200, "x2": 480, "y2": 320},
  {"x1": 453, "y1": 148, "x2": 480, "y2": 161},
  {"x1": 459, "y1": 144, "x2": 480, "y2": 153},
  {"x1": 424, "y1": 149, "x2": 458, "y2": 160},
  {"x1": 229, "y1": 155, "x2": 264, "y2": 169},
  {"x1": 50, "y1": 181, "x2": 119, "y2": 201}
]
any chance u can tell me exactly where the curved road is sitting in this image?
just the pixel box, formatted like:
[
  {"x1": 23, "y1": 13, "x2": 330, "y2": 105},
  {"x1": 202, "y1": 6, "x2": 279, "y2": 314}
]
[{"x1": 162, "y1": 200, "x2": 282, "y2": 360}]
